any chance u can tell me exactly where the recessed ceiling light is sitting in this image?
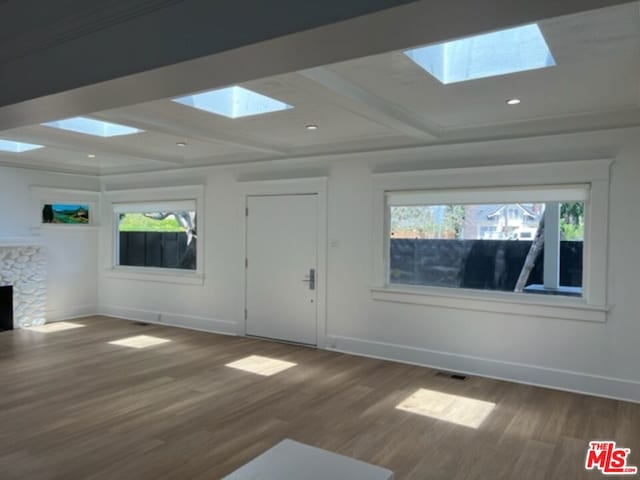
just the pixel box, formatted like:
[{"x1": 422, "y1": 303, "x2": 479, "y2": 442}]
[
  {"x1": 305, "y1": 125, "x2": 319, "y2": 131},
  {"x1": 176, "y1": 142, "x2": 187, "y2": 147},
  {"x1": 42, "y1": 117, "x2": 143, "y2": 137},
  {"x1": 87, "y1": 154, "x2": 96, "y2": 158},
  {"x1": 506, "y1": 98, "x2": 522, "y2": 106}
]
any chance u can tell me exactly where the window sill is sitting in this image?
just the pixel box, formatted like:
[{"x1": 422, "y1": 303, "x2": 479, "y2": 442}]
[
  {"x1": 105, "y1": 268, "x2": 204, "y2": 285},
  {"x1": 370, "y1": 285, "x2": 608, "y2": 323}
]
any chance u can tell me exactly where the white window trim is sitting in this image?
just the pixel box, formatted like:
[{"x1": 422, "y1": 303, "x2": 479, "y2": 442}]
[
  {"x1": 104, "y1": 185, "x2": 204, "y2": 285},
  {"x1": 371, "y1": 159, "x2": 611, "y2": 323}
]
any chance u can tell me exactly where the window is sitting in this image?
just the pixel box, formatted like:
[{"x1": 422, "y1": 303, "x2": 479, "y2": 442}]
[
  {"x1": 404, "y1": 24, "x2": 555, "y2": 84},
  {"x1": 114, "y1": 201, "x2": 197, "y2": 271},
  {"x1": 479, "y1": 226, "x2": 497, "y2": 239},
  {"x1": 372, "y1": 161, "x2": 610, "y2": 322},
  {"x1": 387, "y1": 188, "x2": 586, "y2": 298}
]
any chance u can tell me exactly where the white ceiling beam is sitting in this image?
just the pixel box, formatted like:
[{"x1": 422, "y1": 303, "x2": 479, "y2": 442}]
[
  {"x1": 444, "y1": 108, "x2": 640, "y2": 142},
  {"x1": 91, "y1": 108, "x2": 290, "y2": 156},
  {"x1": 0, "y1": 0, "x2": 419, "y2": 108},
  {"x1": 300, "y1": 67, "x2": 441, "y2": 141},
  {"x1": 0, "y1": 0, "x2": 632, "y2": 131},
  {"x1": 0, "y1": 157, "x2": 101, "y2": 176},
  {"x1": 5, "y1": 128, "x2": 186, "y2": 166}
]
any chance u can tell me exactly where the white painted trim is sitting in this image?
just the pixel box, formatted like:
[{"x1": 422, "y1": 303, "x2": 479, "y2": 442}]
[
  {"x1": 0, "y1": 236, "x2": 43, "y2": 246},
  {"x1": 326, "y1": 334, "x2": 640, "y2": 403},
  {"x1": 238, "y1": 177, "x2": 328, "y2": 347},
  {"x1": 47, "y1": 304, "x2": 98, "y2": 322},
  {"x1": 38, "y1": 225, "x2": 100, "y2": 231},
  {"x1": 371, "y1": 159, "x2": 612, "y2": 183},
  {"x1": 104, "y1": 185, "x2": 203, "y2": 197},
  {"x1": 29, "y1": 186, "x2": 101, "y2": 197},
  {"x1": 370, "y1": 287, "x2": 608, "y2": 323},
  {"x1": 98, "y1": 305, "x2": 238, "y2": 336},
  {"x1": 43, "y1": 301, "x2": 638, "y2": 402},
  {"x1": 104, "y1": 268, "x2": 204, "y2": 285},
  {"x1": 372, "y1": 159, "x2": 611, "y2": 321},
  {"x1": 41, "y1": 305, "x2": 639, "y2": 402},
  {"x1": 94, "y1": 126, "x2": 637, "y2": 180}
]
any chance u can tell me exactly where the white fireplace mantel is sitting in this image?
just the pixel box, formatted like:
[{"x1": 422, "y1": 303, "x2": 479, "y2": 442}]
[{"x1": 0, "y1": 236, "x2": 44, "y2": 247}]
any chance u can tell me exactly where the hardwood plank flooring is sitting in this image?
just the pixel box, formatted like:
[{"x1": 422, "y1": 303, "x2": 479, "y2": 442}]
[{"x1": 0, "y1": 316, "x2": 638, "y2": 479}]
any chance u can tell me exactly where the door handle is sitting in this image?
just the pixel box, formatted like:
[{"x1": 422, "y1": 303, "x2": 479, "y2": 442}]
[{"x1": 302, "y1": 268, "x2": 316, "y2": 290}]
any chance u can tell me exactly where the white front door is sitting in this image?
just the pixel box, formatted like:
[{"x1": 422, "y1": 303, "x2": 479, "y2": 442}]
[{"x1": 245, "y1": 194, "x2": 318, "y2": 345}]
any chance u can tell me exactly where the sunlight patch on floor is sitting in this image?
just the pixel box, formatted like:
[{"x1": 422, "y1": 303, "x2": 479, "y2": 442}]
[
  {"x1": 395, "y1": 388, "x2": 495, "y2": 429},
  {"x1": 26, "y1": 322, "x2": 86, "y2": 333},
  {"x1": 108, "y1": 335, "x2": 171, "y2": 349},
  {"x1": 225, "y1": 355, "x2": 297, "y2": 376}
]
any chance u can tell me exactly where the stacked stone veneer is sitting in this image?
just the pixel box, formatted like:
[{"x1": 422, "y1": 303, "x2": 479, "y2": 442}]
[{"x1": 0, "y1": 246, "x2": 46, "y2": 327}]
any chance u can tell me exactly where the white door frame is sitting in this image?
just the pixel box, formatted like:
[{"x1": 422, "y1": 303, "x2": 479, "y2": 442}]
[{"x1": 238, "y1": 177, "x2": 328, "y2": 348}]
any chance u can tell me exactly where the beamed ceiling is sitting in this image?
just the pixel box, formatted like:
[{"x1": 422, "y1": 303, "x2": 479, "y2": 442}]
[{"x1": 0, "y1": 2, "x2": 639, "y2": 175}]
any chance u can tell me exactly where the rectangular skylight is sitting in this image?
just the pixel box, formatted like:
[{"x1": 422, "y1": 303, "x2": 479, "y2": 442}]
[
  {"x1": 42, "y1": 117, "x2": 142, "y2": 137},
  {"x1": 173, "y1": 86, "x2": 293, "y2": 118},
  {"x1": 404, "y1": 24, "x2": 555, "y2": 84},
  {"x1": 0, "y1": 139, "x2": 44, "y2": 153}
]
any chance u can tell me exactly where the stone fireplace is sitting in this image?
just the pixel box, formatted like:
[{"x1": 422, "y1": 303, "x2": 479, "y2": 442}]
[{"x1": 0, "y1": 246, "x2": 46, "y2": 328}]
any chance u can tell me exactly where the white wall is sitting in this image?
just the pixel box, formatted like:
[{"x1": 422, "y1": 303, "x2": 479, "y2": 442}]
[
  {"x1": 98, "y1": 171, "x2": 243, "y2": 333},
  {"x1": 97, "y1": 128, "x2": 640, "y2": 402},
  {"x1": 0, "y1": 165, "x2": 99, "y2": 321}
]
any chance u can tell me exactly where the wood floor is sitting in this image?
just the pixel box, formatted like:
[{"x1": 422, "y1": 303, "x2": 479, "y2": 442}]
[{"x1": 0, "y1": 316, "x2": 638, "y2": 479}]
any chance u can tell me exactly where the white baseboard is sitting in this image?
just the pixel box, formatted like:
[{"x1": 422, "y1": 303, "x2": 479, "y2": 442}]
[
  {"x1": 47, "y1": 304, "x2": 98, "y2": 322},
  {"x1": 98, "y1": 305, "x2": 238, "y2": 336},
  {"x1": 326, "y1": 334, "x2": 640, "y2": 404},
  {"x1": 43, "y1": 304, "x2": 640, "y2": 403}
]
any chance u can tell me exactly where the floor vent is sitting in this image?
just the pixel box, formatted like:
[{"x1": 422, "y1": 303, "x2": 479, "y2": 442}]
[
  {"x1": 134, "y1": 322, "x2": 150, "y2": 326},
  {"x1": 435, "y1": 371, "x2": 467, "y2": 381}
]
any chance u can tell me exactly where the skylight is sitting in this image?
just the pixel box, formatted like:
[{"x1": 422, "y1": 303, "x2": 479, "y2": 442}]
[
  {"x1": 404, "y1": 24, "x2": 555, "y2": 84},
  {"x1": 0, "y1": 139, "x2": 44, "y2": 153},
  {"x1": 173, "y1": 86, "x2": 293, "y2": 118},
  {"x1": 42, "y1": 117, "x2": 142, "y2": 137}
]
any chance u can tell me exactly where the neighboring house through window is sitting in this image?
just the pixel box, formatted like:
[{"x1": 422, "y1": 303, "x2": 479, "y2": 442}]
[
  {"x1": 372, "y1": 160, "x2": 610, "y2": 322},
  {"x1": 387, "y1": 193, "x2": 585, "y2": 297}
]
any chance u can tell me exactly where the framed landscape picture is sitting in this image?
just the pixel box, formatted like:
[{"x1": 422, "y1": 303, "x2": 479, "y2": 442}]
[{"x1": 42, "y1": 204, "x2": 90, "y2": 225}]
